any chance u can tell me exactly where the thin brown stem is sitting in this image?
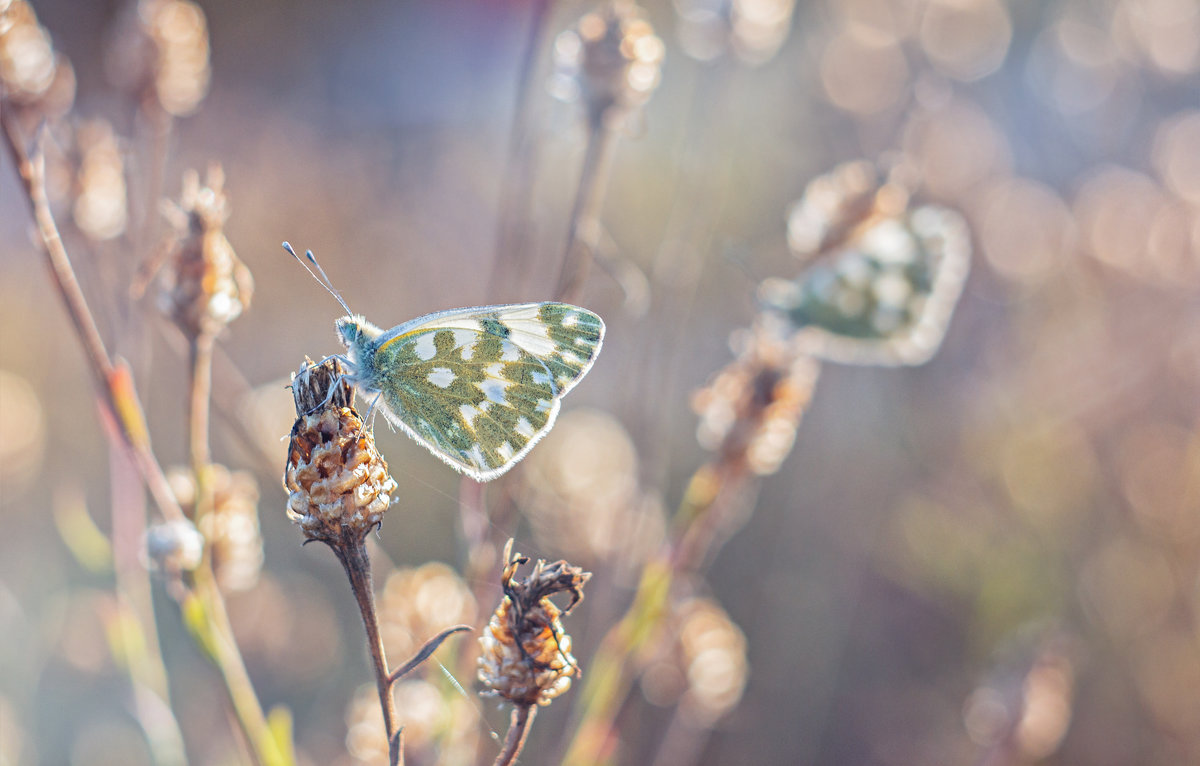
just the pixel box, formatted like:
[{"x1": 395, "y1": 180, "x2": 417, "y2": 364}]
[
  {"x1": 188, "y1": 331, "x2": 216, "y2": 523},
  {"x1": 493, "y1": 704, "x2": 536, "y2": 766},
  {"x1": 554, "y1": 123, "x2": 619, "y2": 302},
  {"x1": 333, "y1": 533, "x2": 404, "y2": 766},
  {"x1": 1, "y1": 108, "x2": 185, "y2": 522}
]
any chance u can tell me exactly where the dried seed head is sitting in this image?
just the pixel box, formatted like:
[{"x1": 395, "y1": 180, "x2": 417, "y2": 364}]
[
  {"x1": 158, "y1": 166, "x2": 253, "y2": 339},
  {"x1": 478, "y1": 542, "x2": 591, "y2": 707},
  {"x1": 692, "y1": 325, "x2": 820, "y2": 476},
  {"x1": 0, "y1": 1, "x2": 56, "y2": 99},
  {"x1": 0, "y1": 1, "x2": 75, "y2": 126},
  {"x1": 143, "y1": 518, "x2": 204, "y2": 575},
  {"x1": 785, "y1": 160, "x2": 897, "y2": 258},
  {"x1": 641, "y1": 597, "x2": 748, "y2": 724},
  {"x1": 167, "y1": 465, "x2": 263, "y2": 592},
  {"x1": 72, "y1": 120, "x2": 128, "y2": 242},
  {"x1": 284, "y1": 357, "x2": 396, "y2": 545},
  {"x1": 379, "y1": 562, "x2": 477, "y2": 662},
  {"x1": 674, "y1": 0, "x2": 797, "y2": 66},
  {"x1": 550, "y1": 2, "x2": 665, "y2": 129},
  {"x1": 107, "y1": 0, "x2": 210, "y2": 116}
]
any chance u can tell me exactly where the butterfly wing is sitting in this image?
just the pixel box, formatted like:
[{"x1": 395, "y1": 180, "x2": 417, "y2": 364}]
[
  {"x1": 761, "y1": 206, "x2": 969, "y2": 366},
  {"x1": 370, "y1": 302, "x2": 604, "y2": 480}
]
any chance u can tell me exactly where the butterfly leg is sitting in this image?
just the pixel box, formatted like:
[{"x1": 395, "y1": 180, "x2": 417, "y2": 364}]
[{"x1": 348, "y1": 391, "x2": 384, "y2": 440}]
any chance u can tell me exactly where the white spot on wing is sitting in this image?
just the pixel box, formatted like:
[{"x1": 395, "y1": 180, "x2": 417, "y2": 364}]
[
  {"x1": 413, "y1": 333, "x2": 437, "y2": 361},
  {"x1": 500, "y1": 341, "x2": 522, "y2": 362},
  {"x1": 515, "y1": 417, "x2": 535, "y2": 439},
  {"x1": 561, "y1": 312, "x2": 579, "y2": 327},
  {"x1": 427, "y1": 367, "x2": 456, "y2": 388},
  {"x1": 460, "y1": 404, "x2": 481, "y2": 429},
  {"x1": 509, "y1": 323, "x2": 557, "y2": 356},
  {"x1": 478, "y1": 378, "x2": 510, "y2": 404},
  {"x1": 497, "y1": 442, "x2": 515, "y2": 461},
  {"x1": 452, "y1": 329, "x2": 479, "y2": 355},
  {"x1": 559, "y1": 349, "x2": 582, "y2": 366},
  {"x1": 531, "y1": 369, "x2": 552, "y2": 387}
]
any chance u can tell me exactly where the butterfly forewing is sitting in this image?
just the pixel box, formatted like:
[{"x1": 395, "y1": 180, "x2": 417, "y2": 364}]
[{"x1": 371, "y1": 303, "x2": 604, "y2": 480}]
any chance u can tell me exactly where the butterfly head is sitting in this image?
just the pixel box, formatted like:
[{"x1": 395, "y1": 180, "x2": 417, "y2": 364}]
[{"x1": 335, "y1": 315, "x2": 383, "y2": 357}]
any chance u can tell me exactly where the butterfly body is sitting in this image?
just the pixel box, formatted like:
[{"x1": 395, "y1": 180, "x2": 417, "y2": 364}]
[{"x1": 335, "y1": 302, "x2": 604, "y2": 481}]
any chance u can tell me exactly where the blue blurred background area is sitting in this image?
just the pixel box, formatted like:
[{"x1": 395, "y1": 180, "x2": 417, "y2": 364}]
[{"x1": 3, "y1": 0, "x2": 1200, "y2": 764}]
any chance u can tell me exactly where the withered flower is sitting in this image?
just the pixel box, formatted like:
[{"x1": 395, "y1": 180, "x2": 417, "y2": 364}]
[
  {"x1": 550, "y1": 2, "x2": 665, "y2": 129},
  {"x1": 692, "y1": 324, "x2": 820, "y2": 477},
  {"x1": 284, "y1": 357, "x2": 396, "y2": 546},
  {"x1": 478, "y1": 541, "x2": 591, "y2": 707},
  {"x1": 157, "y1": 167, "x2": 253, "y2": 340},
  {"x1": 168, "y1": 464, "x2": 263, "y2": 592}
]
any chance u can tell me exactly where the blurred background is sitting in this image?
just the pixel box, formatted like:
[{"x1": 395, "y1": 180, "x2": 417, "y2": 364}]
[{"x1": 2, "y1": 0, "x2": 1200, "y2": 764}]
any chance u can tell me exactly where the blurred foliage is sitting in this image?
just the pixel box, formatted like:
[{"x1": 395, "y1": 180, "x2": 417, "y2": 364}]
[{"x1": 2, "y1": 0, "x2": 1200, "y2": 765}]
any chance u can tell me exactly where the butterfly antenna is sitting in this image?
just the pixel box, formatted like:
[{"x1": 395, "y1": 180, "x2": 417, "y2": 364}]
[{"x1": 282, "y1": 241, "x2": 355, "y2": 316}]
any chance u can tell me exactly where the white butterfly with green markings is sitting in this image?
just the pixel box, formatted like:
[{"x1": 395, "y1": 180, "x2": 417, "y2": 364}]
[{"x1": 285, "y1": 244, "x2": 605, "y2": 481}]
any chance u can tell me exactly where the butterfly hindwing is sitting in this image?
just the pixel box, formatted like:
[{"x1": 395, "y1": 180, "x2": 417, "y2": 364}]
[
  {"x1": 369, "y1": 303, "x2": 604, "y2": 479},
  {"x1": 760, "y1": 206, "x2": 969, "y2": 366}
]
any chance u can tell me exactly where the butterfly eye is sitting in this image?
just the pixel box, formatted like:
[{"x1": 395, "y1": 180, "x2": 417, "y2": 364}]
[{"x1": 335, "y1": 317, "x2": 359, "y2": 346}]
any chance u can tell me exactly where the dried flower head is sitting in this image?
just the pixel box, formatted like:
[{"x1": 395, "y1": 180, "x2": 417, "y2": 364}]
[
  {"x1": 284, "y1": 357, "x2": 397, "y2": 545},
  {"x1": 674, "y1": 0, "x2": 796, "y2": 65},
  {"x1": 107, "y1": 0, "x2": 210, "y2": 116},
  {"x1": 72, "y1": 120, "x2": 128, "y2": 242},
  {"x1": 379, "y1": 562, "x2": 477, "y2": 662},
  {"x1": 478, "y1": 542, "x2": 591, "y2": 707},
  {"x1": 0, "y1": 1, "x2": 55, "y2": 99},
  {"x1": 550, "y1": 1, "x2": 665, "y2": 129},
  {"x1": 158, "y1": 166, "x2": 253, "y2": 339},
  {"x1": 143, "y1": 518, "x2": 204, "y2": 575},
  {"x1": 0, "y1": 1, "x2": 75, "y2": 126},
  {"x1": 167, "y1": 464, "x2": 263, "y2": 592},
  {"x1": 693, "y1": 325, "x2": 820, "y2": 476},
  {"x1": 785, "y1": 160, "x2": 904, "y2": 258}
]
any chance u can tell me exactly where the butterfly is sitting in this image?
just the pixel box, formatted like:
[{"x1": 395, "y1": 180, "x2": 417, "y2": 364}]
[
  {"x1": 758, "y1": 205, "x2": 970, "y2": 366},
  {"x1": 284, "y1": 244, "x2": 605, "y2": 481}
]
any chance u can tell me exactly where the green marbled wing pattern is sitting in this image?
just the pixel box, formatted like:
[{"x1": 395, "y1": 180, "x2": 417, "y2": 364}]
[
  {"x1": 760, "y1": 206, "x2": 969, "y2": 367},
  {"x1": 370, "y1": 303, "x2": 604, "y2": 480}
]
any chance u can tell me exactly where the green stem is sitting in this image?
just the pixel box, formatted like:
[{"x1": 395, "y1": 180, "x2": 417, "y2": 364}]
[{"x1": 191, "y1": 567, "x2": 290, "y2": 766}]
